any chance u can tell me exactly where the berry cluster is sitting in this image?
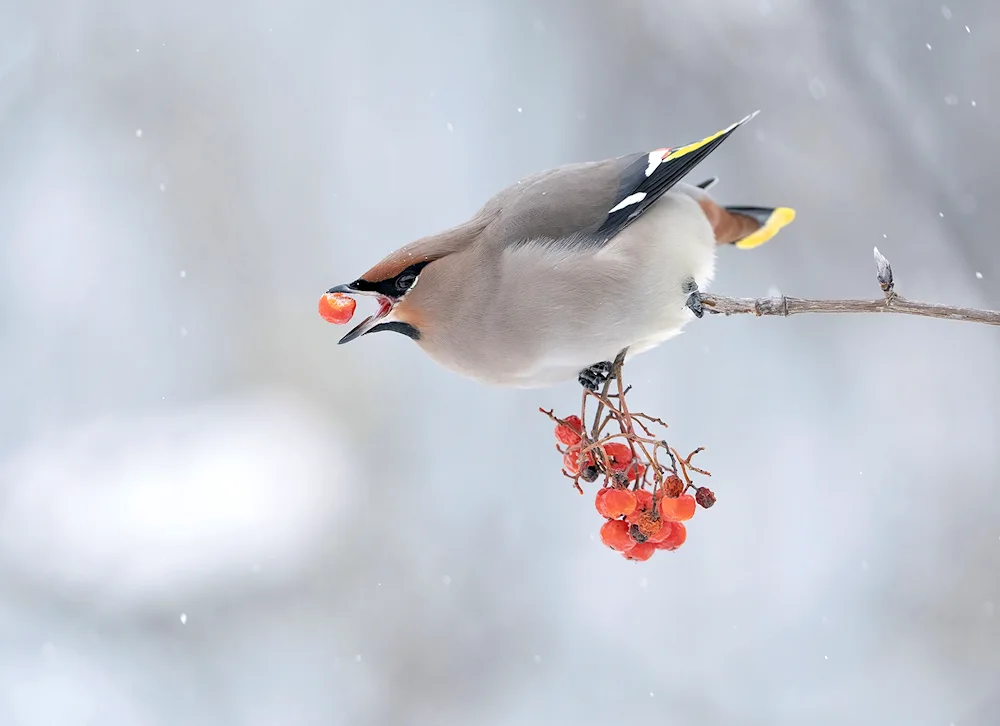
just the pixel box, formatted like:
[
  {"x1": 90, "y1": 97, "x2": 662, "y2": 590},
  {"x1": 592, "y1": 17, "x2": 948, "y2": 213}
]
[{"x1": 542, "y1": 373, "x2": 716, "y2": 561}]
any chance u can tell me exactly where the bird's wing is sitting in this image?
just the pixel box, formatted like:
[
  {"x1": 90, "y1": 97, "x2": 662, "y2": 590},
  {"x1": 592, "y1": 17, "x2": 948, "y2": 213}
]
[{"x1": 480, "y1": 112, "x2": 758, "y2": 250}]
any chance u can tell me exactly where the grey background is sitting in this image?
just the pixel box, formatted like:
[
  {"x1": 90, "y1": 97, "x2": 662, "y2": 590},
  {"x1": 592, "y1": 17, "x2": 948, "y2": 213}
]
[{"x1": 1, "y1": 1, "x2": 998, "y2": 724}]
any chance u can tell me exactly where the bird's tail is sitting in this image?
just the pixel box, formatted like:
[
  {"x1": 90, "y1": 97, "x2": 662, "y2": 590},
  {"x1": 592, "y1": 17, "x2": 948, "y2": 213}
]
[{"x1": 720, "y1": 205, "x2": 796, "y2": 249}]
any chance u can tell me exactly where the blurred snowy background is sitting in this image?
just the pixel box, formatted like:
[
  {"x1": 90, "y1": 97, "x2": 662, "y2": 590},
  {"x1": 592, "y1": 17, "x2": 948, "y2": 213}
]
[{"x1": 1, "y1": 0, "x2": 998, "y2": 724}]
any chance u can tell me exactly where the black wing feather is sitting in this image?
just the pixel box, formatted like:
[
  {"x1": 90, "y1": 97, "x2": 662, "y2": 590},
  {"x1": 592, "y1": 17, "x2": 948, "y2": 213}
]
[{"x1": 594, "y1": 115, "x2": 754, "y2": 242}]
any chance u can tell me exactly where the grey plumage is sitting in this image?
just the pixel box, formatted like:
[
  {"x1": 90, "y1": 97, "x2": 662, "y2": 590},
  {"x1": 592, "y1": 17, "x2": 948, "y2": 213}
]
[{"x1": 329, "y1": 113, "x2": 795, "y2": 388}]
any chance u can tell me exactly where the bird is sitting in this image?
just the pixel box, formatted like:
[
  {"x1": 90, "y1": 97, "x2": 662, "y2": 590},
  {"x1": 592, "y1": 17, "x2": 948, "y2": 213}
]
[{"x1": 325, "y1": 111, "x2": 795, "y2": 390}]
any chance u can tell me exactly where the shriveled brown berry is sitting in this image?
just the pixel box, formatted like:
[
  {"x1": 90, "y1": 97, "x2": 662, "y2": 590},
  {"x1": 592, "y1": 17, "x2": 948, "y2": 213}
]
[
  {"x1": 633, "y1": 509, "x2": 666, "y2": 540},
  {"x1": 695, "y1": 487, "x2": 716, "y2": 508},
  {"x1": 580, "y1": 465, "x2": 600, "y2": 483},
  {"x1": 628, "y1": 523, "x2": 648, "y2": 543},
  {"x1": 662, "y1": 474, "x2": 685, "y2": 498},
  {"x1": 625, "y1": 489, "x2": 654, "y2": 524}
]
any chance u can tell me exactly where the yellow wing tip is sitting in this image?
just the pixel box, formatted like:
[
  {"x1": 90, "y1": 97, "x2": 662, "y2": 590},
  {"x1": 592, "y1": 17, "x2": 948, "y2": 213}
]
[
  {"x1": 666, "y1": 112, "x2": 760, "y2": 162},
  {"x1": 734, "y1": 207, "x2": 796, "y2": 250}
]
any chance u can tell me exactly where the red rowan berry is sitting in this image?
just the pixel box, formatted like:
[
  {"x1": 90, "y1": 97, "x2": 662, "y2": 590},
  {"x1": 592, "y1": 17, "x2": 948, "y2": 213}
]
[
  {"x1": 554, "y1": 415, "x2": 583, "y2": 446},
  {"x1": 660, "y1": 493, "x2": 696, "y2": 522},
  {"x1": 604, "y1": 488, "x2": 637, "y2": 518},
  {"x1": 646, "y1": 518, "x2": 673, "y2": 544},
  {"x1": 625, "y1": 461, "x2": 646, "y2": 482},
  {"x1": 317, "y1": 293, "x2": 357, "y2": 324},
  {"x1": 599, "y1": 520, "x2": 635, "y2": 552},
  {"x1": 602, "y1": 442, "x2": 633, "y2": 472},
  {"x1": 563, "y1": 448, "x2": 595, "y2": 476},
  {"x1": 624, "y1": 542, "x2": 656, "y2": 561},
  {"x1": 653, "y1": 521, "x2": 687, "y2": 550},
  {"x1": 594, "y1": 489, "x2": 612, "y2": 518},
  {"x1": 596, "y1": 488, "x2": 637, "y2": 519}
]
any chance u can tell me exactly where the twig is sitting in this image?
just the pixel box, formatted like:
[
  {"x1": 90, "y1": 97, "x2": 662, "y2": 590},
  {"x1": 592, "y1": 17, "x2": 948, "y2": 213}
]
[
  {"x1": 700, "y1": 247, "x2": 1000, "y2": 326},
  {"x1": 588, "y1": 348, "x2": 629, "y2": 440}
]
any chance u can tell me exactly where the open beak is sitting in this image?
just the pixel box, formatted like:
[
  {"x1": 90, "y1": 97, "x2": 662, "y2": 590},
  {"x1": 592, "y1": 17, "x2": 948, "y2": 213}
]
[{"x1": 326, "y1": 284, "x2": 395, "y2": 344}]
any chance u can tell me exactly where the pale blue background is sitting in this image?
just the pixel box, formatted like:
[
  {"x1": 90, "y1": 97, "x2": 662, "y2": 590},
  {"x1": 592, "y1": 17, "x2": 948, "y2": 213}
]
[{"x1": 1, "y1": 1, "x2": 998, "y2": 724}]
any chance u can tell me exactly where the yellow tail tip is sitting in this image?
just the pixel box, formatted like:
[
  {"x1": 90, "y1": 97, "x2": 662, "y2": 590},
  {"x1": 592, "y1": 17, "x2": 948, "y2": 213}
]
[{"x1": 735, "y1": 206, "x2": 796, "y2": 250}]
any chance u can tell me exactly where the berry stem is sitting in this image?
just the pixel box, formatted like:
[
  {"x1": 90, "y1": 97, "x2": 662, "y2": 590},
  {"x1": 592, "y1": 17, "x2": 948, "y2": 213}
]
[{"x1": 588, "y1": 348, "x2": 629, "y2": 440}]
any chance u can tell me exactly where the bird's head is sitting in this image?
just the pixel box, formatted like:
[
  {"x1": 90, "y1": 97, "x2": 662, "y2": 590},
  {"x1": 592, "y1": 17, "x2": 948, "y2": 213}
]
[
  {"x1": 326, "y1": 214, "x2": 494, "y2": 345},
  {"x1": 326, "y1": 254, "x2": 432, "y2": 344}
]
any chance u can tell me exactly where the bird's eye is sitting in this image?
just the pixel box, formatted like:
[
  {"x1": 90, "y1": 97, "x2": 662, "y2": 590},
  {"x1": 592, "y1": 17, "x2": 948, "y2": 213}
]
[{"x1": 395, "y1": 272, "x2": 417, "y2": 293}]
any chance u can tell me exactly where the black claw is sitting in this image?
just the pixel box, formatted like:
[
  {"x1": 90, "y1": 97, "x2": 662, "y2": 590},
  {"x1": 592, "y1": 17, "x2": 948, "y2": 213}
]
[
  {"x1": 686, "y1": 291, "x2": 704, "y2": 318},
  {"x1": 578, "y1": 361, "x2": 613, "y2": 391},
  {"x1": 683, "y1": 277, "x2": 704, "y2": 318}
]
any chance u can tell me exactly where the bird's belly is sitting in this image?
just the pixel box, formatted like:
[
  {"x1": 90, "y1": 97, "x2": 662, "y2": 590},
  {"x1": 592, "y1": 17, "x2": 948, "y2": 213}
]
[
  {"x1": 431, "y1": 291, "x2": 696, "y2": 388},
  {"x1": 515, "y1": 308, "x2": 694, "y2": 387},
  {"x1": 422, "y1": 191, "x2": 717, "y2": 388}
]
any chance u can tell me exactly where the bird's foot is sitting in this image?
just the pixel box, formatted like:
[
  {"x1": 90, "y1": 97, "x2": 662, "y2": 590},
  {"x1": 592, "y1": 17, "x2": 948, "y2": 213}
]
[
  {"x1": 682, "y1": 277, "x2": 704, "y2": 318},
  {"x1": 578, "y1": 361, "x2": 613, "y2": 391}
]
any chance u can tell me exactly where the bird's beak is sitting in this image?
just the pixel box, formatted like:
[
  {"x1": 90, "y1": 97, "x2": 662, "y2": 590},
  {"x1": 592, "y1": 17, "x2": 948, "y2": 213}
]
[{"x1": 326, "y1": 284, "x2": 395, "y2": 345}]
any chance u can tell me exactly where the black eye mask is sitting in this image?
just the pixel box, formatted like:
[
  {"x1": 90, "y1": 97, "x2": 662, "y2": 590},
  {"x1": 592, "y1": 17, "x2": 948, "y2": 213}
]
[{"x1": 349, "y1": 260, "x2": 431, "y2": 299}]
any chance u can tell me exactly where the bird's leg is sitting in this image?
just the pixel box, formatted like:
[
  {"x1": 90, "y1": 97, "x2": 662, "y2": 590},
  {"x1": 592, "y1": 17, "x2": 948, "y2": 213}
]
[
  {"x1": 578, "y1": 360, "x2": 613, "y2": 391},
  {"x1": 682, "y1": 277, "x2": 704, "y2": 318}
]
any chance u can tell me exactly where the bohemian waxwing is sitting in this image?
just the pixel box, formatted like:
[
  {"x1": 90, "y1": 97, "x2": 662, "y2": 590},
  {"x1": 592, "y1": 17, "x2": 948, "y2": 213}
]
[{"x1": 326, "y1": 111, "x2": 795, "y2": 389}]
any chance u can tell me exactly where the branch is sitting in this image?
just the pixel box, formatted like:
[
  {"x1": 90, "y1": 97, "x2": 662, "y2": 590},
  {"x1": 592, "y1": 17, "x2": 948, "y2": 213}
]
[{"x1": 700, "y1": 247, "x2": 1000, "y2": 326}]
